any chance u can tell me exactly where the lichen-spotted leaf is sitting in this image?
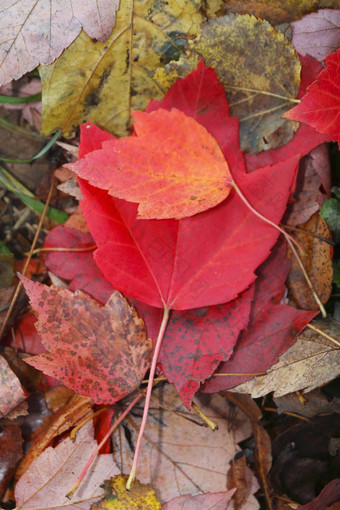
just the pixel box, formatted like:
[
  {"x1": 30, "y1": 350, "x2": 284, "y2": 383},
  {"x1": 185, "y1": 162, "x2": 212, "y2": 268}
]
[{"x1": 20, "y1": 276, "x2": 152, "y2": 405}]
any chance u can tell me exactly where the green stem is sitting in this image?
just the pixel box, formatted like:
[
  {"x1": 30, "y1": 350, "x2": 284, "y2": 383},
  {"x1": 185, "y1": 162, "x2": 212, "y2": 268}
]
[
  {"x1": 0, "y1": 130, "x2": 61, "y2": 163},
  {"x1": 0, "y1": 92, "x2": 42, "y2": 105}
]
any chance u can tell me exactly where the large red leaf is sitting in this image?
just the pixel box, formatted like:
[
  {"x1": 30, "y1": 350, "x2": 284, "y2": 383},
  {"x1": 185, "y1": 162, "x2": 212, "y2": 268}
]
[
  {"x1": 69, "y1": 108, "x2": 233, "y2": 220},
  {"x1": 76, "y1": 61, "x2": 299, "y2": 310},
  {"x1": 285, "y1": 49, "x2": 340, "y2": 148},
  {"x1": 201, "y1": 241, "x2": 317, "y2": 393},
  {"x1": 43, "y1": 225, "x2": 253, "y2": 407},
  {"x1": 20, "y1": 276, "x2": 152, "y2": 405}
]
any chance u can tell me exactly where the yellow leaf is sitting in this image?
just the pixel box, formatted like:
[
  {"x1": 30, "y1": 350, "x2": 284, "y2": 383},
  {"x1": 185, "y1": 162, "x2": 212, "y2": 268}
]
[
  {"x1": 154, "y1": 14, "x2": 301, "y2": 154},
  {"x1": 40, "y1": 0, "x2": 204, "y2": 137},
  {"x1": 91, "y1": 475, "x2": 161, "y2": 509}
]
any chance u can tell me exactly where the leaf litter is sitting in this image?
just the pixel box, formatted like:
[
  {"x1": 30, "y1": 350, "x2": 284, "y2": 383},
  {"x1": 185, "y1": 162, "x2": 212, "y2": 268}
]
[{"x1": 0, "y1": 2, "x2": 339, "y2": 508}]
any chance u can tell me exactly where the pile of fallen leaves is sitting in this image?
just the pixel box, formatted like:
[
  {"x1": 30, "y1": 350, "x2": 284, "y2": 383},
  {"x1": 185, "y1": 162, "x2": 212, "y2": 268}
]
[{"x1": 0, "y1": 1, "x2": 340, "y2": 509}]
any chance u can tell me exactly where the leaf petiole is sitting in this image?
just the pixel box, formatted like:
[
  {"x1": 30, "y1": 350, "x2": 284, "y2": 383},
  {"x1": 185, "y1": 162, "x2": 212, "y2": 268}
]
[
  {"x1": 126, "y1": 305, "x2": 170, "y2": 490},
  {"x1": 231, "y1": 180, "x2": 326, "y2": 317}
]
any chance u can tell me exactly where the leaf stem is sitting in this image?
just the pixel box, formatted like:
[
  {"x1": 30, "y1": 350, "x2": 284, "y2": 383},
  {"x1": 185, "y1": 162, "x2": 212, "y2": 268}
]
[
  {"x1": 126, "y1": 305, "x2": 170, "y2": 490},
  {"x1": 66, "y1": 393, "x2": 143, "y2": 500},
  {"x1": 231, "y1": 180, "x2": 302, "y2": 253},
  {"x1": 231, "y1": 180, "x2": 326, "y2": 317},
  {"x1": 224, "y1": 85, "x2": 300, "y2": 103}
]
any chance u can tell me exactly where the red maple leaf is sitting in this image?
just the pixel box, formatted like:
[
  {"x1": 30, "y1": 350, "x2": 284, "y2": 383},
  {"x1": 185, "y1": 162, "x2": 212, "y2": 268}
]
[
  {"x1": 73, "y1": 61, "x2": 299, "y2": 310},
  {"x1": 285, "y1": 49, "x2": 340, "y2": 148},
  {"x1": 20, "y1": 276, "x2": 152, "y2": 405},
  {"x1": 70, "y1": 108, "x2": 233, "y2": 220}
]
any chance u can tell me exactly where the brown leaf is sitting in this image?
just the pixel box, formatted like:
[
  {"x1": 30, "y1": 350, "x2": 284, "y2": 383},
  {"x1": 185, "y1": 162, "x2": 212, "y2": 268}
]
[
  {"x1": 0, "y1": 423, "x2": 23, "y2": 499},
  {"x1": 227, "y1": 453, "x2": 248, "y2": 509},
  {"x1": 15, "y1": 393, "x2": 93, "y2": 481},
  {"x1": 0, "y1": 354, "x2": 26, "y2": 418},
  {"x1": 287, "y1": 213, "x2": 333, "y2": 309},
  {"x1": 224, "y1": 0, "x2": 338, "y2": 25}
]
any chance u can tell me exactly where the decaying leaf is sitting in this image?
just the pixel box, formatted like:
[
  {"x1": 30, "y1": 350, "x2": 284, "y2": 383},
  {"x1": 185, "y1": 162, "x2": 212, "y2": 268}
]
[
  {"x1": 113, "y1": 384, "x2": 259, "y2": 506},
  {"x1": 287, "y1": 213, "x2": 333, "y2": 309},
  {"x1": 0, "y1": 0, "x2": 119, "y2": 86},
  {"x1": 155, "y1": 14, "x2": 301, "y2": 153},
  {"x1": 0, "y1": 253, "x2": 14, "y2": 288},
  {"x1": 0, "y1": 354, "x2": 26, "y2": 418},
  {"x1": 230, "y1": 318, "x2": 340, "y2": 398},
  {"x1": 69, "y1": 109, "x2": 232, "y2": 220},
  {"x1": 91, "y1": 475, "x2": 161, "y2": 509},
  {"x1": 226, "y1": 453, "x2": 248, "y2": 509},
  {"x1": 285, "y1": 48, "x2": 340, "y2": 147},
  {"x1": 291, "y1": 8, "x2": 340, "y2": 62},
  {"x1": 20, "y1": 276, "x2": 152, "y2": 405},
  {"x1": 14, "y1": 421, "x2": 120, "y2": 509},
  {"x1": 224, "y1": 0, "x2": 338, "y2": 25},
  {"x1": 40, "y1": 0, "x2": 204, "y2": 136},
  {"x1": 244, "y1": 54, "x2": 329, "y2": 172}
]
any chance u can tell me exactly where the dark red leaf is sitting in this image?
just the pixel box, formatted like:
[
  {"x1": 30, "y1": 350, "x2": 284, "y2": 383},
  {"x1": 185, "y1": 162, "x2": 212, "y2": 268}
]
[{"x1": 201, "y1": 240, "x2": 317, "y2": 393}]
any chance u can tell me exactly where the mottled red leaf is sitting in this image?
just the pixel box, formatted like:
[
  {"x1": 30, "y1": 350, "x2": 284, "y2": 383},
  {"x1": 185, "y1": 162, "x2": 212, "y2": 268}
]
[
  {"x1": 202, "y1": 241, "x2": 316, "y2": 393},
  {"x1": 0, "y1": 355, "x2": 26, "y2": 417},
  {"x1": 69, "y1": 108, "x2": 233, "y2": 219},
  {"x1": 76, "y1": 61, "x2": 299, "y2": 310},
  {"x1": 285, "y1": 49, "x2": 340, "y2": 148},
  {"x1": 20, "y1": 276, "x2": 152, "y2": 405}
]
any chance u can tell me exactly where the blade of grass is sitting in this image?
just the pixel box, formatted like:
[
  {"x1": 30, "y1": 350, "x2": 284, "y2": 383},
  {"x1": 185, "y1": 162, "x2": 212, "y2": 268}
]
[
  {"x1": 0, "y1": 165, "x2": 68, "y2": 223},
  {"x1": 0, "y1": 130, "x2": 61, "y2": 163},
  {"x1": 0, "y1": 92, "x2": 42, "y2": 105}
]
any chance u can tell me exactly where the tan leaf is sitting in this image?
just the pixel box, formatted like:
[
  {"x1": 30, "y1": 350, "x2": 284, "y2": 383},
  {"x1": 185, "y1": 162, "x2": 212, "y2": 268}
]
[
  {"x1": 0, "y1": 0, "x2": 119, "y2": 85},
  {"x1": 14, "y1": 421, "x2": 120, "y2": 509},
  {"x1": 231, "y1": 318, "x2": 340, "y2": 398},
  {"x1": 113, "y1": 384, "x2": 259, "y2": 506},
  {"x1": 287, "y1": 213, "x2": 333, "y2": 309},
  {"x1": 40, "y1": 0, "x2": 204, "y2": 137}
]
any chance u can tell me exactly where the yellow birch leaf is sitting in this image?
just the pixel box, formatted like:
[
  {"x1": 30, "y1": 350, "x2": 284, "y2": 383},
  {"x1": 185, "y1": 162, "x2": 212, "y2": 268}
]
[
  {"x1": 154, "y1": 13, "x2": 301, "y2": 153},
  {"x1": 40, "y1": 0, "x2": 204, "y2": 137},
  {"x1": 91, "y1": 475, "x2": 161, "y2": 509}
]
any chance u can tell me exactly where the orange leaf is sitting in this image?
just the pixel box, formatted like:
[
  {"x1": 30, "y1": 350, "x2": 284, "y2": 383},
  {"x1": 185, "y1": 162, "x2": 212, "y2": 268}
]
[{"x1": 69, "y1": 108, "x2": 232, "y2": 219}]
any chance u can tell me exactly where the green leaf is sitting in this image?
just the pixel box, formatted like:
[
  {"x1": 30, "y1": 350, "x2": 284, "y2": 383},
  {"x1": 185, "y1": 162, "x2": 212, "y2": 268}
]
[
  {"x1": 321, "y1": 198, "x2": 340, "y2": 244},
  {"x1": 0, "y1": 92, "x2": 41, "y2": 105}
]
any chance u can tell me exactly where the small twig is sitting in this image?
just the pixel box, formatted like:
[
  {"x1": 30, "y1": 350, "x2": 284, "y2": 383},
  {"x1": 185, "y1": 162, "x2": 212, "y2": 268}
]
[
  {"x1": 306, "y1": 323, "x2": 340, "y2": 347},
  {"x1": 27, "y1": 245, "x2": 96, "y2": 256},
  {"x1": 283, "y1": 224, "x2": 336, "y2": 247},
  {"x1": 191, "y1": 402, "x2": 218, "y2": 431},
  {"x1": 263, "y1": 407, "x2": 310, "y2": 422}
]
